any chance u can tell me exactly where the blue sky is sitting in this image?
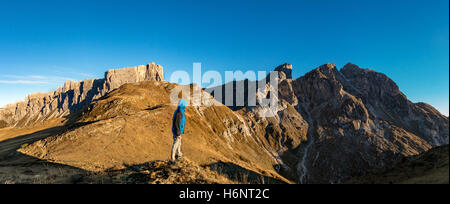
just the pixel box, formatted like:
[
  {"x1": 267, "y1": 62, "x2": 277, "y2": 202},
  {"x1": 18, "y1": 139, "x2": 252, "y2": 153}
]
[{"x1": 0, "y1": 0, "x2": 448, "y2": 115}]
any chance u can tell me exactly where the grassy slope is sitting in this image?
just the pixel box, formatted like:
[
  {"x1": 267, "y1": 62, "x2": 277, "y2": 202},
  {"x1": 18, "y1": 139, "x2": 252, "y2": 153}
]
[
  {"x1": 348, "y1": 145, "x2": 449, "y2": 184},
  {"x1": 11, "y1": 81, "x2": 290, "y2": 184}
]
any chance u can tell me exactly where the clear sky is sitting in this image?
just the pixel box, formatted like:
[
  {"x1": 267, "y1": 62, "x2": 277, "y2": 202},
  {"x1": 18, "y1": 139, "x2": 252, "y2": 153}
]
[{"x1": 0, "y1": 0, "x2": 448, "y2": 115}]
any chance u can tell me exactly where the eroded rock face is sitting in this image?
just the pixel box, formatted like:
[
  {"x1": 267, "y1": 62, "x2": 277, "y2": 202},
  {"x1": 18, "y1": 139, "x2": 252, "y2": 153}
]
[
  {"x1": 0, "y1": 62, "x2": 164, "y2": 127},
  {"x1": 340, "y1": 63, "x2": 449, "y2": 146},
  {"x1": 104, "y1": 62, "x2": 164, "y2": 91},
  {"x1": 213, "y1": 62, "x2": 448, "y2": 183},
  {"x1": 284, "y1": 63, "x2": 448, "y2": 183},
  {"x1": 274, "y1": 63, "x2": 293, "y2": 80}
]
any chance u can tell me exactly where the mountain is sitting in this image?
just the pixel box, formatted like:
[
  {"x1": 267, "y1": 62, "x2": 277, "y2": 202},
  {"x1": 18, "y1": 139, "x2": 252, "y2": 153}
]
[
  {"x1": 0, "y1": 61, "x2": 448, "y2": 184},
  {"x1": 287, "y1": 63, "x2": 448, "y2": 183},
  {"x1": 206, "y1": 62, "x2": 449, "y2": 183},
  {"x1": 0, "y1": 62, "x2": 164, "y2": 128}
]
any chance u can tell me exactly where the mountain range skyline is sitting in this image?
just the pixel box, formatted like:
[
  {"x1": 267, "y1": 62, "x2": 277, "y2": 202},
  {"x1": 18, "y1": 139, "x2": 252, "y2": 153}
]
[
  {"x1": 1, "y1": 0, "x2": 448, "y2": 116},
  {"x1": 1, "y1": 61, "x2": 448, "y2": 116},
  {"x1": 1, "y1": 61, "x2": 447, "y2": 184}
]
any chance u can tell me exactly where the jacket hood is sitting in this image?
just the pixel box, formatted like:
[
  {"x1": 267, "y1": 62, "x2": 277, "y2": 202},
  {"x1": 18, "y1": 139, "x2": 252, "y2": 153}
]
[{"x1": 177, "y1": 99, "x2": 188, "y2": 112}]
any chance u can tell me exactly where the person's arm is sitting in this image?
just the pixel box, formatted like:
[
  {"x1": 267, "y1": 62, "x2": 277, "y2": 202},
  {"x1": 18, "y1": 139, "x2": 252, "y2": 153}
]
[{"x1": 174, "y1": 111, "x2": 182, "y2": 136}]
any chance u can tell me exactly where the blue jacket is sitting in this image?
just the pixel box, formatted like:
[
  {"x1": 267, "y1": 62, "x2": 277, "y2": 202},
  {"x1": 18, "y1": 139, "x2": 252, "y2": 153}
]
[{"x1": 172, "y1": 99, "x2": 187, "y2": 136}]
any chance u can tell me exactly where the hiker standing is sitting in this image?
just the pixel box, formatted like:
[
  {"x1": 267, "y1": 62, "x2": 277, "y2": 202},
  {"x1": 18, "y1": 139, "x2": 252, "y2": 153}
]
[{"x1": 171, "y1": 99, "x2": 187, "y2": 163}]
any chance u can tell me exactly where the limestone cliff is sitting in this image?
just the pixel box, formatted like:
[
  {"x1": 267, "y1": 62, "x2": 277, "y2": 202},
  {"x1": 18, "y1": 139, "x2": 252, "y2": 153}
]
[{"x1": 0, "y1": 62, "x2": 164, "y2": 127}]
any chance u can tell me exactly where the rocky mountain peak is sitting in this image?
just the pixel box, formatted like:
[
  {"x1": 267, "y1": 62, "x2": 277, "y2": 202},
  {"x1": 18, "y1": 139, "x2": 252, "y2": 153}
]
[
  {"x1": 318, "y1": 63, "x2": 337, "y2": 72},
  {"x1": 341, "y1": 62, "x2": 360, "y2": 70},
  {"x1": 302, "y1": 63, "x2": 341, "y2": 82},
  {"x1": 274, "y1": 62, "x2": 293, "y2": 80},
  {"x1": 340, "y1": 62, "x2": 401, "y2": 96},
  {"x1": 341, "y1": 63, "x2": 379, "y2": 78},
  {"x1": 276, "y1": 62, "x2": 293, "y2": 69}
]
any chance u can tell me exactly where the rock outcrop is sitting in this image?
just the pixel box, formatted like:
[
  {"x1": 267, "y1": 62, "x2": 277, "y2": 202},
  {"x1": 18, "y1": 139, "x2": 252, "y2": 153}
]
[
  {"x1": 274, "y1": 63, "x2": 293, "y2": 80},
  {"x1": 0, "y1": 62, "x2": 164, "y2": 127}
]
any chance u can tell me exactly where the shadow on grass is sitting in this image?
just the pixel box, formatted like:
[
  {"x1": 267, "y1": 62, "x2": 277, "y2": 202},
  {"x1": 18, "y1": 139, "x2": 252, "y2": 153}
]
[
  {"x1": 205, "y1": 162, "x2": 287, "y2": 184},
  {"x1": 0, "y1": 121, "x2": 101, "y2": 184},
  {"x1": 0, "y1": 121, "x2": 98, "y2": 159},
  {"x1": 0, "y1": 152, "x2": 93, "y2": 184}
]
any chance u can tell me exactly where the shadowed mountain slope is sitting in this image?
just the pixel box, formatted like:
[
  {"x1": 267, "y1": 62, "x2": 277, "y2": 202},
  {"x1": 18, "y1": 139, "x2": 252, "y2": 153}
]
[{"x1": 347, "y1": 145, "x2": 449, "y2": 184}]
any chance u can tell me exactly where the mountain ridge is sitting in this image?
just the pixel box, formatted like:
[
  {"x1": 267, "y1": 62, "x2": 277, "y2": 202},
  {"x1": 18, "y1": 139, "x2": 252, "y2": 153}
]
[
  {"x1": 0, "y1": 61, "x2": 448, "y2": 184},
  {"x1": 203, "y1": 62, "x2": 448, "y2": 183},
  {"x1": 0, "y1": 62, "x2": 164, "y2": 128}
]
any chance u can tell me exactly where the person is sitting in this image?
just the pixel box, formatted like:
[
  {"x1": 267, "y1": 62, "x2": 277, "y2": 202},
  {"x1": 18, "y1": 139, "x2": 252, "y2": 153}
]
[{"x1": 171, "y1": 99, "x2": 188, "y2": 163}]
